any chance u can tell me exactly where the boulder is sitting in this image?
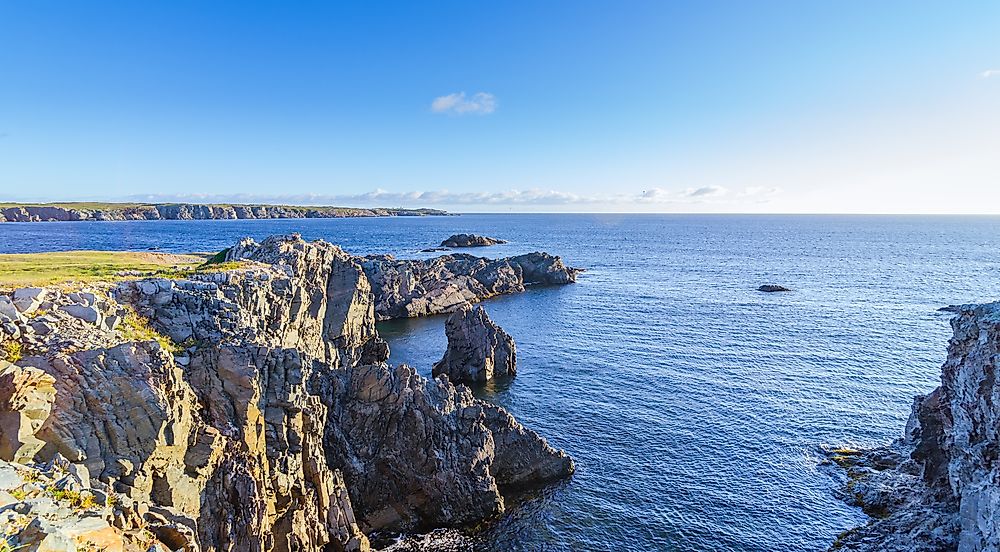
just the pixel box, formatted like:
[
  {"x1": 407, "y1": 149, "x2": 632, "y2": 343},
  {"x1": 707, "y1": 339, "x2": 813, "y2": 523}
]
[
  {"x1": 440, "y1": 234, "x2": 507, "y2": 248},
  {"x1": 433, "y1": 305, "x2": 516, "y2": 383},
  {"x1": 0, "y1": 296, "x2": 20, "y2": 324},
  {"x1": 58, "y1": 304, "x2": 100, "y2": 324},
  {"x1": 12, "y1": 288, "x2": 47, "y2": 314}
]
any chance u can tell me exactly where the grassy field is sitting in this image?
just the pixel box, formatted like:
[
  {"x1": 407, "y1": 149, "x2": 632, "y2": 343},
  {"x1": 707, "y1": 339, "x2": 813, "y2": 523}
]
[{"x1": 0, "y1": 250, "x2": 210, "y2": 288}]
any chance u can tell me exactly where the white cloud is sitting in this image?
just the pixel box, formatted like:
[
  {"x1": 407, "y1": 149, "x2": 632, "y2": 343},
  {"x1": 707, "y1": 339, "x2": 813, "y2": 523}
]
[
  {"x1": 430, "y1": 92, "x2": 497, "y2": 115},
  {"x1": 980, "y1": 69, "x2": 1000, "y2": 79},
  {"x1": 118, "y1": 186, "x2": 779, "y2": 209},
  {"x1": 684, "y1": 185, "x2": 728, "y2": 198}
]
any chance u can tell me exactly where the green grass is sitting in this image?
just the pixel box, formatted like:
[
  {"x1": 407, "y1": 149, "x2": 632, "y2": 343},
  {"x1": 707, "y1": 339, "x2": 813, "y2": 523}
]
[
  {"x1": 119, "y1": 307, "x2": 182, "y2": 353},
  {"x1": 0, "y1": 250, "x2": 207, "y2": 288}
]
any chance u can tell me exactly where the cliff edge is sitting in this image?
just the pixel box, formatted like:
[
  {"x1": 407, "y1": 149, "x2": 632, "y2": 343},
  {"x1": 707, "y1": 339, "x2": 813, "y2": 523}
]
[
  {"x1": 831, "y1": 302, "x2": 1000, "y2": 551},
  {"x1": 0, "y1": 234, "x2": 573, "y2": 551}
]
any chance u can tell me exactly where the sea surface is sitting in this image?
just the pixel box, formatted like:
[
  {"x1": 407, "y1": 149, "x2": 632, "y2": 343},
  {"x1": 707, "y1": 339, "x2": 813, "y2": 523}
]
[{"x1": 3, "y1": 214, "x2": 1000, "y2": 551}]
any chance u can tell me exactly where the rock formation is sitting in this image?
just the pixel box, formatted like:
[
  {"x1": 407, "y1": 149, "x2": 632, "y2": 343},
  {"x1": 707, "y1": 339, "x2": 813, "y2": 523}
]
[
  {"x1": 830, "y1": 302, "x2": 1000, "y2": 551},
  {"x1": 758, "y1": 284, "x2": 792, "y2": 292},
  {"x1": 0, "y1": 234, "x2": 574, "y2": 551},
  {"x1": 433, "y1": 305, "x2": 516, "y2": 383},
  {"x1": 0, "y1": 203, "x2": 451, "y2": 223},
  {"x1": 361, "y1": 251, "x2": 580, "y2": 320},
  {"x1": 440, "y1": 234, "x2": 507, "y2": 248}
]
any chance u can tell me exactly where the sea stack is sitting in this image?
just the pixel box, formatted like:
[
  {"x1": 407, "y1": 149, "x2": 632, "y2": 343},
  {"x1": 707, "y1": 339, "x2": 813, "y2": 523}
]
[{"x1": 434, "y1": 304, "x2": 516, "y2": 383}]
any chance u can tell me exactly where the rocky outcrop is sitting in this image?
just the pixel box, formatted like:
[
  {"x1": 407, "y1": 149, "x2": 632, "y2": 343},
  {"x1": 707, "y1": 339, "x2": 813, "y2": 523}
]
[
  {"x1": 0, "y1": 203, "x2": 451, "y2": 223},
  {"x1": 361, "y1": 252, "x2": 580, "y2": 320},
  {"x1": 440, "y1": 234, "x2": 507, "y2": 248},
  {"x1": 433, "y1": 305, "x2": 516, "y2": 383},
  {"x1": 0, "y1": 234, "x2": 573, "y2": 550},
  {"x1": 830, "y1": 302, "x2": 1000, "y2": 551},
  {"x1": 758, "y1": 284, "x2": 792, "y2": 292}
]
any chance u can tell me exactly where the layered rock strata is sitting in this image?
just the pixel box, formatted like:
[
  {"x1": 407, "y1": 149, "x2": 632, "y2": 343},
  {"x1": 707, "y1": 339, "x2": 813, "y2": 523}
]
[
  {"x1": 361, "y1": 252, "x2": 579, "y2": 320},
  {"x1": 440, "y1": 234, "x2": 507, "y2": 248},
  {"x1": 0, "y1": 204, "x2": 450, "y2": 222},
  {"x1": 433, "y1": 305, "x2": 516, "y2": 383},
  {"x1": 830, "y1": 302, "x2": 1000, "y2": 551},
  {"x1": 0, "y1": 234, "x2": 574, "y2": 551}
]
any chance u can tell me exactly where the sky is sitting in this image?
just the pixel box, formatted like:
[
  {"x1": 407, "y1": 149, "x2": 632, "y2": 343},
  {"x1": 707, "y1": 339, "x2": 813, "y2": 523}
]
[{"x1": 0, "y1": 1, "x2": 998, "y2": 213}]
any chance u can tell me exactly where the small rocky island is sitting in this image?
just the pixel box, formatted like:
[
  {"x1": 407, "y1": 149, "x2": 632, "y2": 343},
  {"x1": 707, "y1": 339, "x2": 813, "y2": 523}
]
[
  {"x1": 758, "y1": 284, "x2": 792, "y2": 292},
  {"x1": 0, "y1": 234, "x2": 577, "y2": 551},
  {"x1": 829, "y1": 302, "x2": 1000, "y2": 551},
  {"x1": 440, "y1": 234, "x2": 507, "y2": 248}
]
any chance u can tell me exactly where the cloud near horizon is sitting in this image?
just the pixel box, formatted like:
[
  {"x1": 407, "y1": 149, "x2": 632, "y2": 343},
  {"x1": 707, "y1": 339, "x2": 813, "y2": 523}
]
[
  {"x1": 980, "y1": 69, "x2": 1000, "y2": 79},
  {"x1": 430, "y1": 92, "x2": 497, "y2": 115},
  {"x1": 117, "y1": 186, "x2": 778, "y2": 208}
]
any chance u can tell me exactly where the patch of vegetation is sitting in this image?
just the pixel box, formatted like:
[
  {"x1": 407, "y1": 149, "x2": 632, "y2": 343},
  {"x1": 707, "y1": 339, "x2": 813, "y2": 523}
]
[
  {"x1": 7, "y1": 488, "x2": 26, "y2": 501},
  {"x1": 118, "y1": 307, "x2": 182, "y2": 354},
  {"x1": 202, "y1": 247, "x2": 231, "y2": 265},
  {"x1": 0, "y1": 251, "x2": 207, "y2": 288},
  {"x1": 46, "y1": 487, "x2": 98, "y2": 510},
  {"x1": 1, "y1": 341, "x2": 21, "y2": 363}
]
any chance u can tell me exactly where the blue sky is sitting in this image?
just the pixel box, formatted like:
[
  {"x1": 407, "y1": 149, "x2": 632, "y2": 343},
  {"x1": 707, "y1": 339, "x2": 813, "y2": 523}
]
[{"x1": 1, "y1": 1, "x2": 998, "y2": 212}]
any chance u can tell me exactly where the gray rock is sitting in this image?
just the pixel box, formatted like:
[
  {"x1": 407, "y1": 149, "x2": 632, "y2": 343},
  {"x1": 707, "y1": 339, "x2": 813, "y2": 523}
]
[
  {"x1": 440, "y1": 234, "x2": 507, "y2": 247},
  {"x1": 433, "y1": 304, "x2": 516, "y2": 383},
  {"x1": 362, "y1": 251, "x2": 579, "y2": 320},
  {"x1": 830, "y1": 301, "x2": 1000, "y2": 551},
  {"x1": 58, "y1": 304, "x2": 100, "y2": 324},
  {"x1": 758, "y1": 284, "x2": 792, "y2": 292},
  {"x1": 0, "y1": 297, "x2": 20, "y2": 323},
  {"x1": 12, "y1": 288, "x2": 47, "y2": 314}
]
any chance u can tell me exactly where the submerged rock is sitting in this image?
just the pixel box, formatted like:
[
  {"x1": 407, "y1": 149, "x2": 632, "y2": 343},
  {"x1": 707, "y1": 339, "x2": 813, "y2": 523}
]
[
  {"x1": 758, "y1": 284, "x2": 792, "y2": 293},
  {"x1": 829, "y1": 302, "x2": 1000, "y2": 551},
  {"x1": 433, "y1": 304, "x2": 516, "y2": 383},
  {"x1": 440, "y1": 234, "x2": 507, "y2": 248}
]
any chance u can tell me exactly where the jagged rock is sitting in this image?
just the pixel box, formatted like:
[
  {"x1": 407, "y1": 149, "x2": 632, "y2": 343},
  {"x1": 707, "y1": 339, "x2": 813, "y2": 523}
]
[
  {"x1": 0, "y1": 362, "x2": 56, "y2": 463},
  {"x1": 58, "y1": 304, "x2": 100, "y2": 324},
  {"x1": 361, "y1": 252, "x2": 579, "y2": 320},
  {"x1": 0, "y1": 234, "x2": 571, "y2": 551},
  {"x1": 0, "y1": 458, "x2": 165, "y2": 552},
  {"x1": 12, "y1": 288, "x2": 48, "y2": 314},
  {"x1": 315, "y1": 362, "x2": 573, "y2": 534},
  {"x1": 758, "y1": 284, "x2": 791, "y2": 292},
  {"x1": 830, "y1": 302, "x2": 1000, "y2": 551},
  {"x1": 433, "y1": 305, "x2": 516, "y2": 383},
  {"x1": 440, "y1": 234, "x2": 507, "y2": 248},
  {"x1": 0, "y1": 296, "x2": 20, "y2": 323}
]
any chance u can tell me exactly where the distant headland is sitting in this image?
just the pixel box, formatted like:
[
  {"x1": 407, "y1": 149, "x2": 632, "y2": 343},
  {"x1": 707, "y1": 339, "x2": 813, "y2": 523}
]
[{"x1": 0, "y1": 202, "x2": 454, "y2": 222}]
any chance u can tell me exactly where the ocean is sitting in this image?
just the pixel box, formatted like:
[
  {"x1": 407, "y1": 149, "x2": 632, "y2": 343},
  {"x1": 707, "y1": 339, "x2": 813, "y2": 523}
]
[{"x1": 3, "y1": 214, "x2": 999, "y2": 551}]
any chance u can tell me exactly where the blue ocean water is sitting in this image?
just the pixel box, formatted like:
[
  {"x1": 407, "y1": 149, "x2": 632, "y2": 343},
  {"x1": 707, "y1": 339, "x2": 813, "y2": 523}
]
[{"x1": 3, "y1": 214, "x2": 1000, "y2": 551}]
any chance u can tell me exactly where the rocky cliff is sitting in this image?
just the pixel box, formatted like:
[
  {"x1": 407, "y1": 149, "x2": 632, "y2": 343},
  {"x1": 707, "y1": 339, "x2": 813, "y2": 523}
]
[
  {"x1": 0, "y1": 234, "x2": 573, "y2": 551},
  {"x1": 0, "y1": 203, "x2": 451, "y2": 222},
  {"x1": 831, "y1": 302, "x2": 1000, "y2": 551},
  {"x1": 360, "y1": 252, "x2": 580, "y2": 320}
]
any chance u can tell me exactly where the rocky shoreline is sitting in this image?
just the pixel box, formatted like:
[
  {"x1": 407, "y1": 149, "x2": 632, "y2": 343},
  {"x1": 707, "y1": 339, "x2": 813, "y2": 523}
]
[
  {"x1": 828, "y1": 302, "x2": 1000, "y2": 551},
  {"x1": 0, "y1": 203, "x2": 452, "y2": 222},
  {"x1": 0, "y1": 234, "x2": 576, "y2": 551}
]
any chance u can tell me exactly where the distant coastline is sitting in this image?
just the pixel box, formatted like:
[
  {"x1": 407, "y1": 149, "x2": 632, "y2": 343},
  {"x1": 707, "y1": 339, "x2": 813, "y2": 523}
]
[{"x1": 0, "y1": 202, "x2": 453, "y2": 222}]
